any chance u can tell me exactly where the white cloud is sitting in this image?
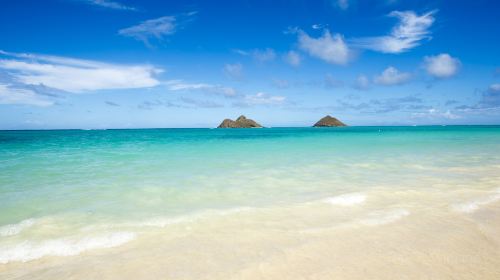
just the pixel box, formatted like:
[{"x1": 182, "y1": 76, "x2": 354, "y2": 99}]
[
  {"x1": 312, "y1": 24, "x2": 327, "y2": 30},
  {"x1": 324, "y1": 73, "x2": 344, "y2": 88},
  {"x1": 166, "y1": 80, "x2": 286, "y2": 107},
  {"x1": 252, "y1": 48, "x2": 276, "y2": 63},
  {"x1": 223, "y1": 63, "x2": 243, "y2": 80},
  {"x1": 240, "y1": 92, "x2": 286, "y2": 106},
  {"x1": 165, "y1": 80, "x2": 237, "y2": 97},
  {"x1": 272, "y1": 79, "x2": 290, "y2": 89},
  {"x1": 336, "y1": 0, "x2": 349, "y2": 10},
  {"x1": 354, "y1": 74, "x2": 370, "y2": 90},
  {"x1": 166, "y1": 81, "x2": 211, "y2": 91},
  {"x1": 352, "y1": 10, "x2": 436, "y2": 53},
  {"x1": 455, "y1": 84, "x2": 500, "y2": 110},
  {"x1": 0, "y1": 50, "x2": 162, "y2": 93},
  {"x1": 297, "y1": 30, "x2": 350, "y2": 65},
  {"x1": 411, "y1": 108, "x2": 460, "y2": 120},
  {"x1": 423, "y1": 53, "x2": 460, "y2": 78},
  {"x1": 374, "y1": 66, "x2": 411, "y2": 85},
  {"x1": 284, "y1": 51, "x2": 301, "y2": 67},
  {"x1": 86, "y1": 0, "x2": 137, "y2": 11},
  {"x1": 118, "y1": 12, "x2": 196, "y2": 46},
  {"x1": 232, "y1": 49, "x2": 250, "y2": 56},
  {"x1": 490, "y1": 83, "x2": 500, "y2": 92},
  {"x1": 0, "y1": 84, "x2": 53, "y2": 107},
  {"x1": 179, "y1": 97, "x2": 223, "y2": 108},
  {"x1": 233, "y1": 48, "x2": 276, "y2": 63}
]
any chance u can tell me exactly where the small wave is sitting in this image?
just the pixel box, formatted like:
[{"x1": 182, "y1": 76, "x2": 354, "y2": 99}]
[
  {"x1": 137, "y1": 207, "x2": 254, "y2": 228},
  {"x1": 359, "y1": 209, "x2": 410, "y2": 226},
  {"x1": 324, "y1": 193, "x2": 366, "y2": 206},
  {"x1": 452, "y1": 190, "x2": 500, "y2": 213},
  {"x1": 0, "y1": 219, "x2": 36, "y2": 237},
  {"x1": 138, "y1": 216, "x2": 197, "y2": 228},
  {"x1": 0, "y1": 232, "x2": 135, "y2": 264}
]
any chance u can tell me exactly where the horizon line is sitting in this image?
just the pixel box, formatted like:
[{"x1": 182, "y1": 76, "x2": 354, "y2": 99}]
[{"x1": 2, "y1": 124, "x2": 500, "y2": 131}]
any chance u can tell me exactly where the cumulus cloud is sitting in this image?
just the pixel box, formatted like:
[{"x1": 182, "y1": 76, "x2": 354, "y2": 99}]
[
  {"x1": 490, "y1": 84, "x2": 500, "y2": 92},
  {"x1": 137, "y1": 99, "x2": 184, "y2": 110},
  {"x1": 0, "y1": 50, "x2": 162, "y2": 93},
  {"x1": 179, "y1": 97, "x2": 223, "y2": 108},
  {"x1": 0, "y1": 83, "x2": 53, "y2": 106},
  {"x1": 233, "y1": 48, "x2": 276, "y2": 63},
  {"x1": 118, "y1": 12, "x2": 196, "y2": 46},
  {"x1": 335, "y1": 0, "x2": 349, "y2": 10},
  {"x1": 283, "y1": 51, "x2": 301, "y2": 67},
  {"x1": 165, "y1": 80, "x2": 237, "y2": 97},
  {"x1": 454, "y1": 84, "x2": 500, "y2": 111},
  {"x1": 252, "y1": 48, "x2": 276, "y2": 63},
  {"x1": 309, "y1": 95, "x2": 427, "y2": 114},
  {"x1": 232, "y1": 49, "x2": 249, "y2": 56},
  {"x1": 352, "y1": 10, "x2": 436, "y2": 53},
  {"x1": 353, "y1": 74, "x2": 370, "y2": 90},
  {"x1": 423, "y1": 53, "x2": 461, "y2": 78},
  {"x1": 297, "y1": 30, "x2": 350, "y2": 65},
  {"x1": 478, "y1": 84, "x2": 500, "y2": 108},
  {"x1": 166, "y1": 80, "x2": 286, "y2": 107},
  {"x1": 374, "y1": 66, "x2": 411, "y2": 85},
  {"x1": 411, "y1": 108, "x2": 460, "y2": 120},
  {"x1": 223, "y1": 63, "x2": 243, "y2": 80},
  {"x1": 289, "y1": 10, "x2": 435, "y2": 64},
  {"x1": 324, "y1": 73, "x2": 344, "y2": 88},
  {"x1": 85, "y1": 0, "x2": 137, "y2": 11},
  {"x1": 368, "y1": 95, "x2": 425, "y2": 113},
  {"x1": 312, "y1": 24, "x2": 328, "y2": 30},
  {"x1": 272, "y1": 79, "x2": 290, "y2": 89},
  {"x1": 235, "y1": 92, "x2": 286, "y2": 107}
]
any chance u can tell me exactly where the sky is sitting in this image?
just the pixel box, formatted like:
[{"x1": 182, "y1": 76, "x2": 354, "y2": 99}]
[{"x1": 0, "y1": 0, "x2": 499, "y2": 129}]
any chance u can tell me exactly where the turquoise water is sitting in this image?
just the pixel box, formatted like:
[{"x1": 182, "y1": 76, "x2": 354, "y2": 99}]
[{"x1": 1, "y1": 126, "x2": 500, "y2": 270}]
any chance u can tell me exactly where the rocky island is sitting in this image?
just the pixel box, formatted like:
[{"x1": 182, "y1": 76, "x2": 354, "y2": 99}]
[
  {"x1": 217, "y1": 115, "x2": 263, "y2": 128},
  {"x1": 313, "y1": 115, "x2": 347, "y2": 127}
]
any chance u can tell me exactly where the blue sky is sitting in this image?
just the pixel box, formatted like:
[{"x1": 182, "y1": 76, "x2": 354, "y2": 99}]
[{"x1": 0, "y1": 0, "x2": 499, "y2": 129}]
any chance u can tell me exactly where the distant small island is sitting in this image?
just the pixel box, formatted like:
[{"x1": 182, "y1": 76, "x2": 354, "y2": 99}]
[
  {"x1": 313, "y1": 115, "x2": 347, "y2": 127},
  {"x1": 217, "y1": 115, "x2": 263, "y2": 128}
]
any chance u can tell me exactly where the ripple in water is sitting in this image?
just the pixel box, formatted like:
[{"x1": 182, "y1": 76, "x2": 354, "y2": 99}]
[
  {"x1": 359, "y1": 209, "x2": 410, "y2": 226},
  {"x1": 324, "y1": 193, "x2": 366, "y2": 206},
  {"x1": 452, "y1": 189, "x2": 500, "y2": 213}
]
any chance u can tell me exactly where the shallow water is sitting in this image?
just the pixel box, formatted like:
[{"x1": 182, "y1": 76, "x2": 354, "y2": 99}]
[{"x1": 1, "y1": 126, "x2": 500, "y2": 279}]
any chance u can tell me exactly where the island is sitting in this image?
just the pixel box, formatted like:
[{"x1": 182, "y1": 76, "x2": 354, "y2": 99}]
[
  {"x1": 313, "y1": 115, "x2": 347, "y2": 127},
  {"x1": 217, "y1": 115, "x2": 263, "y2": 128}
]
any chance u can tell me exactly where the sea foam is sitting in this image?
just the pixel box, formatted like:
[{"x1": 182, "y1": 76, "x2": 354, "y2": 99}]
[
  {"x1": 453, "y1": 189, "x2": 500, "y2": 213},
  {"x1": 137, "y1": 207, "x2": 253, "y2": 228},
  {"x1": 0, "y1": 219, "x2": 36, "y2": 237},
  {"x1": 324, "y1": 193, "x2": 366, "y2": 206},
  {"x1": 0, "y1": 232, "x2": 136, "y2": 264},
  {"x1": 359, "y1": 209, "x2": 410, "y2": 226}
]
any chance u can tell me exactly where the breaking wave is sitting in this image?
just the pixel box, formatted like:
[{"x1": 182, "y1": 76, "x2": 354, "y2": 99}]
[
  {"x1": 0, "y1": 219, "x2": 36, "y2": 237},
  {"x1": 0, "y1": 232, "x2": 136, "y2": 264},
  {"x1": 324, "y1": 193, "x2": 366, "y2": 206}
]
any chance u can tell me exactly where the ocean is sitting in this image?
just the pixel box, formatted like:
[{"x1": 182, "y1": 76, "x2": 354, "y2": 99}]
[{"x1": 1, "y1": 126, "x2": 500, "y2": 279}]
